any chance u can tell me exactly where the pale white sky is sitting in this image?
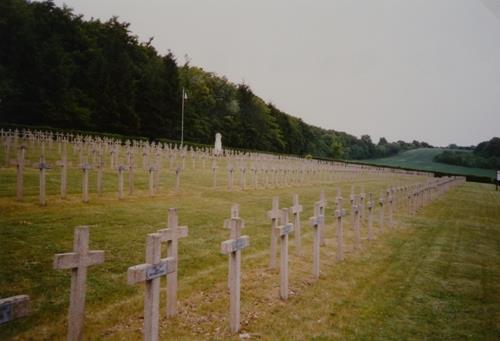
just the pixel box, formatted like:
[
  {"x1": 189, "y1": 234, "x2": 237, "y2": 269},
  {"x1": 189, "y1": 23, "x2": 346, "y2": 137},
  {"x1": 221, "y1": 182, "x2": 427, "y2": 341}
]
[{"x1": 49, "y1": 0, "x2": 500, "y2": 146}]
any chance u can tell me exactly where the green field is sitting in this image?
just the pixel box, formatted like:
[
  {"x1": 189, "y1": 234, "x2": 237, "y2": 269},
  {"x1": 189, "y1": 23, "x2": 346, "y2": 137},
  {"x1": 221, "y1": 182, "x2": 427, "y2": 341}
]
[
  {"x1": 358, "y1": 148, "x2": 496, "y2": 179},
  {"x1": 1, "y1": 144, "x2": 499, "y2": 340}
]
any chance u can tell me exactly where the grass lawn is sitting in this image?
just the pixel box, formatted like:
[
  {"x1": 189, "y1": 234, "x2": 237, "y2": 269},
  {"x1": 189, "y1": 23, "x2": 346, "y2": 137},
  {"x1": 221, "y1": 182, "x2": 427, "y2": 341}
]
[
  {"x1": 0, "y1": 144, "x2": 499, "y2": 339},
  {"x1": 358, "y1": 148, "x2": 496, "y2": 179}
]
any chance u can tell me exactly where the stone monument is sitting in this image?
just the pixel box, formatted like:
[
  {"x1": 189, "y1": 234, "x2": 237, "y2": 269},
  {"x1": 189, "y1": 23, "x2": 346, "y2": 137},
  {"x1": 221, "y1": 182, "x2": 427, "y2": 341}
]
[{"x1": 214, "y1": 133, "x2": 222, "y2": 156}]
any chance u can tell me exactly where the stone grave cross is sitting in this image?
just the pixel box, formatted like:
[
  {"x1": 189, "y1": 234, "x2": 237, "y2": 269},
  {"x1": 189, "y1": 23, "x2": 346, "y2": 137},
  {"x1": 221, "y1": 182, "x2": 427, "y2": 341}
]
[
  {"x1": 220, "y1": 218, "x2": 249, "y2": 333},
  {"x1": 276, "y1": 208, "x2": 294, "y2": 300},
  {"x1": 335, "y1": 196, "x2": 347, "y2": 262},
  {"x1": 128, "y1": 233, "x2": 176, "y2": 341},
  {"x1": 290, "y1": 193, "x2": 303, "y2": 256},
  {"x1": 309, "y1": 203, "x2": 322, "y2": 279},
  {"x1": 80, "y1": 161, "x2": 92, "y2": 203},
  {"x1": 36, "y1": 154, "x2": 50, "y2": 206},
  {"x1": 317, "y1": 191, "x2": 327, "y2": 246},
  {"x1": 157, "y1": 208, "x2": 188, "y2": 317},
  {"x1": 379, "y1": 192, "x2": 385, "y2": 233},
  {"x1": 367, "y1": 193, "x2": 374, "y2": 241},
  {"x1": 267, "y1": 196, "x2": 280, "y2": 269},
  {"x1": 53, "y1": 226, "x2": 105, "y2": 341}
]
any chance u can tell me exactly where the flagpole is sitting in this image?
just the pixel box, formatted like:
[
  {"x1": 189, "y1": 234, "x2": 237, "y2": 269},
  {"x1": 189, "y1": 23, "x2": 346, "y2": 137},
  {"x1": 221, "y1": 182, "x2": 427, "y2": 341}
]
[{"x1": 181, "y1": 87, "x2": 185, "y2": 147}]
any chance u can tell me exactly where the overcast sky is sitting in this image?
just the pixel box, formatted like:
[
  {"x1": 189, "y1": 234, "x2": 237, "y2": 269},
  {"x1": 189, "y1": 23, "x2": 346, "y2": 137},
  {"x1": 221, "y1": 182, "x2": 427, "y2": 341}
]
[{"x1": 48, "y1": 0, "x2": 500, "y2": 146}]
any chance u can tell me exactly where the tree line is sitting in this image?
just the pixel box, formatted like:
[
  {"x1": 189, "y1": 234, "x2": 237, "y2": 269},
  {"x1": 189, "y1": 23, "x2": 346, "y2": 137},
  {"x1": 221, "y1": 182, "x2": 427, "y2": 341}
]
[
  {"x1": 0, "y1": 0, "x2": 431, "y2": 159},
  {"x1": 434, "y1": 137, "x2": 500, "y2": 170}
]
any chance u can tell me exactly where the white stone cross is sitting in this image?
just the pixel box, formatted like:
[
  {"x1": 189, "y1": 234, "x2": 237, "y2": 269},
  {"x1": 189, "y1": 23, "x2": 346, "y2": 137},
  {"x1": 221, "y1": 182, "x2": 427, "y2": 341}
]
[
  {"x1": 227, "y1": 162, "x2": 234, "y2": 191},
  {"x1": 367, "y1": 193, "x2": 375, "y2": 241},
  {"x1": 335, "y1": 199, "x2": 347, "y2": 262},
  {"x1": 352, "y1": 203, "x2": 361, "y2": 250},
  {"x1": 80, "y1": 162, "x2": 92, "y2": 203},
  {"x1": 275, "y1": 208, "x2": 294, "y2": 300},
  {"x1": 309, "y1": 203, "x2": 322, "y2": 279},
  {"x1": 267, "y1": 196, "x2": 280, "y2": 269},
  {"x1": 224, "y1": 204, "x2": 245, "y2": 288},
  {"x1": 128, "y1": 233, "x2": 176, "y2": 341},
  {"x1": 220, "y1": 218, "x2": 249, "y2": 333},
  {"x1": 57, "y1": 143, "x2": 69, "y2": 198},
  {"x1": 317, "y1": 191, "x2": 327, "y2": 246},
  {"x1": 117, "y1": 165, "x2": 126, "y2": 200},
  {"x1": 36, "y1": 154, "x2": 50, "y2": 206},
  {"x1": 379, "y1": 192, "x2": 385, "y2": 233},
  {"x1": 173, "y1": 164, "x2": 181, "y2": 191},
  {"x1": 290, "y1": 194, "x2": 303, "y2": 256},
  {"x1": 10, "y1": 145, "x2": 26, "y2": 201},
  {"x1": 211, "y1": 159, "x2": 217, "y2": 188},
  {"x1": 157, "y1": 208, "x2": 188, "y2": 317},
  {"x1": 54, "y1": 226, "x2": 105, "y2": 341},
  {"x1": 95, "y1": 152, "x2": 104, "y2": 196},
  {"x1": 387, "y1": 188, "x2": 395, "y2": 228},
  {"x1": 148, "y1": 165, "x2": 156, "y2": 197}
]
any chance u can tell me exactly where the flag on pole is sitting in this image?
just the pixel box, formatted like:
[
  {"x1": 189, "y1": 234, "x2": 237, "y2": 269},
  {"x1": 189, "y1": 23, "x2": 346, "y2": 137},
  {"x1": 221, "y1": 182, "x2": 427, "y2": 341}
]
[{"x1": 183, "y1": 90, "x2": 188, "y2": 100}]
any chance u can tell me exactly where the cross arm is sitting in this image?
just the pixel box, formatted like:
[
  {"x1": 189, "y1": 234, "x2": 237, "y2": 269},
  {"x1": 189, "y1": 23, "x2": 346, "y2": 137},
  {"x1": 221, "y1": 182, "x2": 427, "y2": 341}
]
[
  {"x1": 221, "y1": 235, "x2": 250, "y2": 254},
  {"x1": 275, "y1": 223, "x2": 294, "y2": 236},
  {"x1": 309, "y1": 216, "x2": 320, "y2": 227},
  {"x1": 53, "y1": 250, "x2": 105, "y2": 269},
  {"x1": 0, "y1": 295, "x2": 30, "y2": 324},
  {"x1": 127, "y1": 257, "x2": 176, "y2": 285},
  {"x1": 158, "y1": 226, "x2": 188, "y2": 241},
  {"x1": 266, "y1": 210, "x2": 280, "y2": 220}
]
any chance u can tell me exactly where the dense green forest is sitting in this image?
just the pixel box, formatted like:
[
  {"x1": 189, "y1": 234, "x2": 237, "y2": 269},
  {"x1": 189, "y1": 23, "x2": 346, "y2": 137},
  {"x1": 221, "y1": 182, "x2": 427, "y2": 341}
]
[
  {"x1": 434, "y1": 137, "x2": 500, "y2": 170},
  {"x1": 0, "y1": 0, "x2": 431, "y2": 159}
]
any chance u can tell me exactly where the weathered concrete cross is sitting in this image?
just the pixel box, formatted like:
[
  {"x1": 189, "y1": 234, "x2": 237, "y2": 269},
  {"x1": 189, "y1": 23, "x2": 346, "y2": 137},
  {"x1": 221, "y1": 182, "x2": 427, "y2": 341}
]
[
  {"x1": 367, "y1": 193, "x2": 375, "y2": 241},
  {"x1": 309, "y1": 203, "x2": 322, "y2": 279},
  {"x1": 317, "y1": 191, "x2": 327, "y2": 246},
  {"x1": 267, "y1": 196, "x2": 280, "y2": 269},
  {"x1": 290, "y1": 194, "x2": 303, "y2": 256},
  {"x1": 80, "y1": 162, "x2": 92, "y2": 203},
  {"x1": 220, "y1": 218, "x2": 249, "y2": 333},
  {"x1": 54, "y1": 226, "x2": 105, "y2": 341},
  {"x1": 157, "y1": 208, "x2": 188, "y2": 317},
  {"x1": 335, "y1": 197, "x2": 347, "y2": 262},
  {"x1": 128, "y1": 233, "x2": 176, "y2": 341},
  {"x1": 379, "y1": 192, "x2": 385, "y2": 233},
  {"x1": 276, "y1": 208, "x2": 294, "y2": 300},
  {"x1": 352, "y1": 203, "x2": 361, "y2": 250},
  {"x1": 36, "y1": 154, "x2": 50, "y2": 206},
  {"x1": 117, "y1": 164, "x2": 126, "y2": 200},
  {"x1": 224, "y1": 204, "x2": 244, "y2": 288}
]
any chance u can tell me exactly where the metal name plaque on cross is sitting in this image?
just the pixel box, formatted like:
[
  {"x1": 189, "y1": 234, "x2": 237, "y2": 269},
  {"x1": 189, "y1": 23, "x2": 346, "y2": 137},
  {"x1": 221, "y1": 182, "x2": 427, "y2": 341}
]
[
  {"x1": 0, "y1": 303, "x2": 12, "y2": 324},
  {"x1": 282, "y1": 223, "x2": 293, "y2": 235},
  {"x1": 146, "y1": 262, "x2": 168, "y2": 280},
  {"x1": 233, "y1": 238, "x2": 247, "y2": 251}
]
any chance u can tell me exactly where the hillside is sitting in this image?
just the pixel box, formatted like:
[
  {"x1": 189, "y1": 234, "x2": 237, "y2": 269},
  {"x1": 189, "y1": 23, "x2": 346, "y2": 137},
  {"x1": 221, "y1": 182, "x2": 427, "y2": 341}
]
[{"x1": 359, "y1": 148, "x2": 496, "y2": 179}]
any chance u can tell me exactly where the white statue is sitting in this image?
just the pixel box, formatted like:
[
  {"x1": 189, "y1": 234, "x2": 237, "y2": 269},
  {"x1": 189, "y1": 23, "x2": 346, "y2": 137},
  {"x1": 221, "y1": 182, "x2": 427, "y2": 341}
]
[{"x1": 214, "y1": 133, "x2": 222, "y2": 155}]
